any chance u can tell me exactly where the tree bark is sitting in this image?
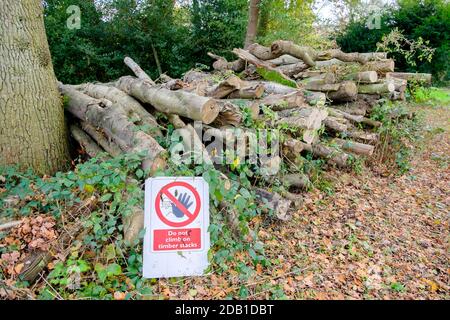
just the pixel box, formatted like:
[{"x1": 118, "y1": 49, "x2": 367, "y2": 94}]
[
  {"x1": 232, "y1": 48, "x2": 296, "y2": 87},
  {"x1": 207, "y1": 52, "x2": 245, "y2": 72},
  {"x1": 363, "y1": 59, "x2": 395, "y2": 74},
  {"x1": 344, "y1": 71, "x2": 378, "y2": 83},
  {"x1": 247, "y1": 43, "x2": 277, "y2": 60},
  {"x1": 0, "y1": 0, "x2": 69, "y2": 174},
  {"x1": 386, "y1": 72, "x2": 431, "y2": 84},
  {"x1": 271, "y1": 40, "x2": 317, "y2": 67},
  {"x1": 244, "y1": 0, "x2": 261, "y2": 49},
  {"x1": 358, "y1": 81, "x2": 395, "y2": 94},
  {"x1": 74, "y1": 83, "x2": 163, "y2": 137},
  {"x1": 124, "y1": 57, "x2": 155, "y2": 85},
  {"x1": 60, "y1": 84, "x2": 166, "y2": 173},
  {"x1": 332, "y1": 138, "x2": 374, "y2": 156},
  {"x1": 115, "y1": 76, "x2": 220, "y2": 124},
  {"x1": 327, "y1": 81, "x2": 358, "y2": 102}
]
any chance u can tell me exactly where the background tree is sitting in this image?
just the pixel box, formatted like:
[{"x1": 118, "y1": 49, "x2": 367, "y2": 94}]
[
  {"x1": 0, "y1": 0, "x2": 69, "y2": 174},
  {"x1": 244, "y1": 0, "x2": 261, "y2": 48},
  {"x1": 336, "y1": 0, "x2": 449, "y2": 83}
]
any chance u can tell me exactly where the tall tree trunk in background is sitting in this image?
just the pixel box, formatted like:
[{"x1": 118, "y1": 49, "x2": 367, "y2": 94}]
[
  {"x1": 0, "y1": 1, "x2": 69, "y2": 174},
  {"x1": 244, "y1": 0, "x2": 261, "y2": 49}
]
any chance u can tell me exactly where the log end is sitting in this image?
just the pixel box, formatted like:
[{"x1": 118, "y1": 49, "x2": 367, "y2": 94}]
[{"x1": 201, "y1": 100, "x2": 221, "y2": 124}]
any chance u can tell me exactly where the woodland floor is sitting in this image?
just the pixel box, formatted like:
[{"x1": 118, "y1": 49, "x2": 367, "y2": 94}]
[
  {"x1": 1, "y1": 102, "x2": 448, "y2": 300},
  {"x1": 156, "y1": 103, "x2": 449, "y2": 300}
]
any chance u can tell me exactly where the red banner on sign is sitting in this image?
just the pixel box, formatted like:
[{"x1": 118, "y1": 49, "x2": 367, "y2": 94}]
[{"x1": 153, "y1": 228, "x2": 201, "y2": 251}]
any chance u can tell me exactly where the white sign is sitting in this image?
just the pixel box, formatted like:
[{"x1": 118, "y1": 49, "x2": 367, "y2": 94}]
[{"x1": 143, "y1": 177, "x2": 210, "y2": 278}]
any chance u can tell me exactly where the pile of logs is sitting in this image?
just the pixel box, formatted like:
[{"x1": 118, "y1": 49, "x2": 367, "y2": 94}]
[{"x1": 59, "y1": 40, "x2": 431, "y2": 245}]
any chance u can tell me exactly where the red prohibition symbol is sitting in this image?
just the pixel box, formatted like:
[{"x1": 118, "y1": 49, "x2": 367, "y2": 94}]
[{"x1": 155, "y1": 181, "x2": 201, "y2": 228}]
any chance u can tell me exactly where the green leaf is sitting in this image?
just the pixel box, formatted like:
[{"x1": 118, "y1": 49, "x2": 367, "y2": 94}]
[
  {"x1": 107, "y1": 263, "x2": 122, "y2": 277},
  {"x1": 100, "y1": 193, "x2": 113, "y2": 202},
  {"x1": 136, "y1": 169, "x2": 144, "y2": 179}
]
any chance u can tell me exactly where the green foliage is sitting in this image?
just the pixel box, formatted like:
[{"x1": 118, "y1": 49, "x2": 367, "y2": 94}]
[
  {"x1": 410, "y1": 87, "x2": 450, "y2": 106},
  {"x1": 44, "y1": 0, "x2": 249, "y2": 84},
  {"x1": 257, "y1": 0, "x2": 327, "y2": 49},
  {"x1": 336, "y1": 0, "x2": 450, "y2": 83},
  {"x1": 190, "y1": 0, "x2": 248, "y2": 63},
  {"x1": 256, "y1": 67, "x2": 297, "y2": 87},
  {"x1": 370, "y1": 100, "x2": 423, "y2": 174}
]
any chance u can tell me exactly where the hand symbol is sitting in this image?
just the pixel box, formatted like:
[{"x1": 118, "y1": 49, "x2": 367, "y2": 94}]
[{"x1": 171, "y1": 192, "x2": 193, "y2": 218}]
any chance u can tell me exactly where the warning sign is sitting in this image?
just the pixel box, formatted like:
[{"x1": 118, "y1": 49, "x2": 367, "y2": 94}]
[{"x1": 143, "y1": 177, "x2": 210, "y2": 278}]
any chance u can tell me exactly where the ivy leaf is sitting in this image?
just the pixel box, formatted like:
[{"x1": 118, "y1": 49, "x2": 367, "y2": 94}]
[{"x1": 100, "y1": 193, "x2": 112, "y2": 202}]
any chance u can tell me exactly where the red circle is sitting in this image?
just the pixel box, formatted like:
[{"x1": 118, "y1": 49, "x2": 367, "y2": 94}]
[{"x1": 155, "y1": 181, "x2": 201, "y2": 228}]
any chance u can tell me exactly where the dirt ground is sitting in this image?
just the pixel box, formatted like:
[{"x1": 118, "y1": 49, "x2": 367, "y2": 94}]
[{"x1": 159, "y1": 103, "x2": 449, "y2": 300}]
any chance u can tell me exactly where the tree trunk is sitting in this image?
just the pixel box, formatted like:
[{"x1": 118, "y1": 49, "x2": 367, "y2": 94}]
[
  {"x1": 0, "y1": 0, "x2": 69, "y2": 174},
  {"x1": 244, "y1": 0, "x2": 261, "y2": 49}
]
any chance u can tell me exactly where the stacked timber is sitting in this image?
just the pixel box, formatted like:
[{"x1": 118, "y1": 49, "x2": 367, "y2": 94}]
[{"x1": 59, "y1": 40, "x2": 429, "y2": 244}]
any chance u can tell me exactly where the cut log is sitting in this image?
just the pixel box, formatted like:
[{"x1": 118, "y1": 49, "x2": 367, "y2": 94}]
[
  {"x1": 271, "y1": 40, "x2": 317, "y2": 67},
  {"x1": 346, "y1": 130, "x2": 379, "y2": 143},
  {"x1": 167, "y1": 114, "x2": 186, "y2": 129},
  {"x1": 315, "y1": 58, "x2": 346, "y2": 68},
  {"x1": 282, "y1": 139, "x2": 305, "y2": 164},
  {"x1": 304, "y1": 91, "x2": 327, "y2": 106},
  {"x1": 74, "y1": 83, "x2": 162, "y2": 137},
  {"x1": 0, "y1": 220, "x2": 22, "y2": 232},
  {"x1": 332, "y1": 100, "x2": 369, "y2": 116},
  {"x1": 300, "y1": 72, "x2": 336, "y2": 85},
  {"x1": 259, "y1": 81, "x2": 297, "y2": 95},
  {"x1": 275, "y1": 62, "x2": 309, "y2": 77},
  {"x1": 261, "y1": 91, "x2": 306, "y2": 111},
  {"x1": 207, "y1": 52, "x2": 245, "y2": 72},
  {"x1": 390, "y1": 77, "x2": 408, "y2": 92},
  {"x1": 327, "y1": 81, "x2": 358, "y2": 102},
  {"x1": 276, "y1": 107, "x2": 328, "y2": 144},
  {"x1": 122, "y1": 178, "x2": 144, "y2": 245},
  {"x1": 386, "y1": 72, "x2": 431, "y2": 84},
  {"x1": 358, "y1": 81, "x2": 395, "y2": 94},
  {"x1": 324, "y1": 116, "x2": 349, "y2": 133},
  {"x1": 255, "y1": 188, "x2": 292, "y2": 221},
  {"x1": 283, "y1": 173, "x2": 311, "y2": 190},
  {"x1": 363, "y1": 59, "x2": 395, "y2": 74},
  {"x1": 247, "y1": 43, "x2": 278, "y2": 60},
  {"x1": 267, "y1": 54, "x2": 301, "y2": 66},
  {"x1": 227, "y1": 83, "x2": 265, "y2": 99},
  {"x1": 327, "y1": 107, "x2": 382, "y2": 128},
  {"x1": 277, "y1": 107, "x2": 328, "y2": 130},
  {"x1": 304, "y1": 82, "x2": 341, "y2": 92},
  {"x1": 124, "y1": 57, "x2": 155, "y2": 85},
  {"x1": 317, "y1": 50, "x2": 386, "y2": 64},
  {"x1": 213, "y1": 101, "x2": 243, "y2": 127},
  {"x1": 60, "y1": 84, "x2": 166, "y2": 173},
  {"x1": 115, "y1": 76, "x2": 220, "y2": 124},
  {"x1": 70, "y1": 125, "x2": 105, "y2": 159},
  {"x1": 226, "y1": 99, "x2": 260, "y2": 119},
  {"x1": 80, "y1": 122, "x2": 123, "y2": 157},
  {"x1": 183, "y1": 70, "x2": 211, "y2": 83},
  {"x1": 160, "y1": 74, "x2": 185, "y2": 90},
  {"x1": 332, "y1": 138, "x2": 374, "y2": 156},
  {"x1": 206, "y1": 75, "x2": 242, "y2": 99},
  {"x1": 344, "y1": 71, "x2": 378, "y2": 83},
  {"x1": 302, "y1": 142, "x2": 349, "y2": 168},
  {"x1": 173, "y1": 124, "x2": 213, "y2": 165},
  {"x1": 232, "y1": 48, "x2": 297, "y2": 87}
]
